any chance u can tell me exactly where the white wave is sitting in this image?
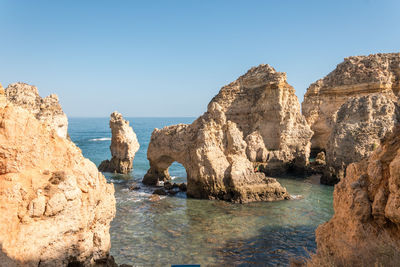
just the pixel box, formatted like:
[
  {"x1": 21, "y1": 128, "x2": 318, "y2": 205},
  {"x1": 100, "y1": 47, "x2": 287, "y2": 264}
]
[
  {"x1": 89, "y1": 137, "x2": 111, "y2": 141},
  {"x1": 290, "y1": 194, "x2": 304, "y2": 200},
  {"x1": 171, "y1": 176, "x2": 178, "y2": 180}
]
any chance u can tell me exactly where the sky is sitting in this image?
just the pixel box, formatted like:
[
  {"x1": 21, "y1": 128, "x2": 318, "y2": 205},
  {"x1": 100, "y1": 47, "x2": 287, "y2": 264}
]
[{"x1": 0, "y1": 0, "x2": 399, "y2": 117}]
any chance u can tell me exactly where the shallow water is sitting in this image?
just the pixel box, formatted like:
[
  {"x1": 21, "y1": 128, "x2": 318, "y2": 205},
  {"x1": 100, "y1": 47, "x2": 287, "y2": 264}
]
[{"x1": 69, "y1": 117, "x2": 334, "y2": 266}]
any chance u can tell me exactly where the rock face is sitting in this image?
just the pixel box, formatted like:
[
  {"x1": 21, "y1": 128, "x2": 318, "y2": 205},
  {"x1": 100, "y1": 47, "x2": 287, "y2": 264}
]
[
  {"x1": 143, "y1": 64, "x2": 311, "y2": 202},
  {"x1": 0, "y1": 99, "x2": 116, "y2": 265},
  {"x1": 210, "y1": 64, "x2": 313, "y2": 174},
  {"x1": 98, "y1": 112, "x2": 140, "y2": 174},
  {"x1": 313, "y1": 127, "x2": 400, "y2": 264},
  {"x1": 302, "y1": 53, "x2": 400, "y2": 151},
  {"x1": 5, "y1": 82, "x2": 69, "y2": 138},
  {"x1": 322, "y1": 93, "x2": 399, "y2": 184}
]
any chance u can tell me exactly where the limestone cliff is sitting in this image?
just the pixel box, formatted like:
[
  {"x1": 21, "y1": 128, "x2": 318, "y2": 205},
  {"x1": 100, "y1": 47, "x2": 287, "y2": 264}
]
[
  {"x1": 302, "y1": 53, "x2": 400, "y2": 151},
  {"x1": 143, "y1": 102, "x2": 290, "y2": 203},
  {"x1": 142, "y1": 64, "x2": 311, "y2": 202},
  {"x1": 312, "y1": 126, "x2": 400, "y2": 265},
  {"x1": 5, "y1": 82, "x2": 69, "y2": 138},
  {"x1": 322, "y1": 93, "x2": 399, "y2": 184},
  {"x1": 98, "y1": 112, "x2": 140, "y2": 174},
  {"x1": 210, "y1": 64, "x2": 313, "y2": 173},
  {"x1": 0, "y1": 96, "x2": 116, "y2": 265}
]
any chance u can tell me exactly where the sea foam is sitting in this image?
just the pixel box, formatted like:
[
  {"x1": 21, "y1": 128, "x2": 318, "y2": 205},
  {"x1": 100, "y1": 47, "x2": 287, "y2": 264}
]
[{"x1": 89, "y1": 137, "x2": 111, "y2": 141}]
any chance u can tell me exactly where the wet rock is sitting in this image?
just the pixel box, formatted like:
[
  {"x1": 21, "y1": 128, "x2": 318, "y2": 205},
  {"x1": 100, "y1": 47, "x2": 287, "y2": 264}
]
[
  {"x1": 128, "y1": 184, "x2": 140, "y2": 191},
  {"x1": 164, "y1": 181, "x2": 173, "y2": 190},
  {"x1": 153, "y1": 188, "x2": 167, "y2": 196},
  {"x1": 178, "y1": 183, "x2": 187, "y2": 192}
]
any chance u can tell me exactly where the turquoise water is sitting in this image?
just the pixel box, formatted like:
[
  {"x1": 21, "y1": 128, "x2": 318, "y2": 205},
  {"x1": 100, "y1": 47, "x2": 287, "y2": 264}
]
[{"x1": 69, "y1": 117, "x2": 334, "y2": 267}]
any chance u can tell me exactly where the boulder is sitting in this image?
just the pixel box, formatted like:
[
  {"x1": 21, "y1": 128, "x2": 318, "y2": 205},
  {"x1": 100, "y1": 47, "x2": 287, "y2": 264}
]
[
  {"x1": 303, "y1": 53, "x2": 400, "y2": 151},
  {"x1": 142, "y1": 64, "x2": 306, "y2": 203},
  {"x1": 312, "y1": 126, "x2": 400, "y2": 265},
  {"x1": 0, "y1": 103, "x2": 115, "y2": 265},
  {"x1": 5, "y1": 82, "x2": 68, "y2": 138},
  {"x1": 98, "y1": 112, "x2": 140, "y2": 174}
]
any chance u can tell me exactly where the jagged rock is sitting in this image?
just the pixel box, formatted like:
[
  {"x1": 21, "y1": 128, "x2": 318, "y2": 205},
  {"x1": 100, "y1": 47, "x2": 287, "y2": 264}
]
[
  {"x1": 210, "y1": 64, "x2": 313, "y2": 174},
  {"x1": 5, "y1": 82, "x2": 68, "y2": 138},
  {"x1": 321, "y1": 93, "x2": 399, "y2": 184},
  {"x1": 315, "y1": 151, "x2": 326, "y2": 165},
  {"x1": 98, "y1": 112, "x2": 140, "y2": 174},
  {"x1": 153, "y1": 188, "x2": 167, "y2": 196},
  {"x1": 313, "y1": 126, "x2": 400, "y2": 264},
  {"x1": 303, "y1": 53, "x2": 400, "y2": 151},
  {"x1": 142, "y1": 65, "x2": 302, "y2": 203},
  {"x1": 0, "y1": 103, "x2": 115, "y2": 265}
]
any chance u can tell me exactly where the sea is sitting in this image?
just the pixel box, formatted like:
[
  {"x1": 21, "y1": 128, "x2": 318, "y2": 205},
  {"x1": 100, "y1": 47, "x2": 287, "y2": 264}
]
[{"x1": 68, "y1": 117, "x2": 334, "y2": 267}]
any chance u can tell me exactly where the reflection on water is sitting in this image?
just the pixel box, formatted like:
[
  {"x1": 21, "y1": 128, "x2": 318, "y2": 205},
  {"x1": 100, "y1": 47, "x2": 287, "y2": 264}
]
[{"x1": 108, "y1": 174, "x2": 333, "y2": 266}]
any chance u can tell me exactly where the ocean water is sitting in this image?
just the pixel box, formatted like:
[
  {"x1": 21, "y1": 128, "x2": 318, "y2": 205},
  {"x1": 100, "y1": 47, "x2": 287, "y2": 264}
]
[{"x1": 68, "y1": 117, "x2": 334, "y2": 267}]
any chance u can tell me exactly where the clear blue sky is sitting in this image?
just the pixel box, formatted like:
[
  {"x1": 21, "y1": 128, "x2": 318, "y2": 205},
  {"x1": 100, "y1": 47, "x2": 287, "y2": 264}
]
[{"x1": 1, "y1": 0, "x2": 399, "y2": 117}]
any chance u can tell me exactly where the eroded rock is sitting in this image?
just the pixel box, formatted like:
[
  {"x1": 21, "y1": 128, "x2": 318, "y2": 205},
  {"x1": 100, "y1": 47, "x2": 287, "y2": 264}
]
[
  {"x1": 303, "y1": 53, "x2": 400, "y2": 151},
  {"x1": 142, "y1": 64, "x2": 305, "y2": 202},
  {"x1": 98, "y1": 112, "x2": 140, "y2": 174},
  {"x1": 312, "y1": 126, "x2": 400, "y2": 264},
  {"x1": 0, "y1": 102, "x2": 115, "y2": 265},
  {"x1": 322, "y1": 93, "x2": 399, "y2": 184},
  {"x1": 5, "y1": 82, "x2": 68, "y2": 138}
]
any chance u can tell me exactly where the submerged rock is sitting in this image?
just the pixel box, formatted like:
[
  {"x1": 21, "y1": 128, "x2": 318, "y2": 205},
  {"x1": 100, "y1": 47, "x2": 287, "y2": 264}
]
[
  {"x1": 0, "y1": 100, "x2": 115, "y2": 265},
  {"x1": 303, "y1": 53, "x2": 400, "y2": 151},
  {"x1": 322, "y1": 93, "x2": 399, "y2": 184},
  {"x1": 313, "y1": 126, "x2": 400, "y2": 264},
  {"x1": 98, "y1": 112, "x2": 140, "y2": 174},
  {"x1": 5, "y1": 82, "x2": 69, "y2": 138},
  {"x1": 142, "y1": 64, "x2": 304, "y2": 203}
]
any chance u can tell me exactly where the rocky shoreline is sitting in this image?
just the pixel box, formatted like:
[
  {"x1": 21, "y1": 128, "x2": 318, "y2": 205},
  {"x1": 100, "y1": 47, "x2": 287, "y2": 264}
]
[{"x1": 1, "y1": 52, "x2": 400, "y2": 265}]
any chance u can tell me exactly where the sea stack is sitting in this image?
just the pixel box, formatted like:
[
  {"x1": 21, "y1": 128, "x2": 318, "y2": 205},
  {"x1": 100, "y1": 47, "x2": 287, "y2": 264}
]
[
  {"x1": 0, "y1": 87, "x2": 116, "y2": 265},
  {"x1": 311, "y1": 126, "x2": 400, "y2": 265},
  {"x1": 5, "y1": 82, "x2": 69, "y2": 138},
  {"x1": 143, "y1": 64, "x2": 311, "y2": 203},
  {"x1": 302, "y1": 53, "x2": 400, "y2": 184},
  {"x1": 98, "y1": 112, "x2": 140, "y2": 174}
]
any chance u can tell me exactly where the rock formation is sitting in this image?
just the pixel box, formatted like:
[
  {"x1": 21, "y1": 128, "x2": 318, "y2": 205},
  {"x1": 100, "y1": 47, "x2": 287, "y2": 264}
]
[
  {"x1": 303, "y1": 53, "x2": 400, "y2": 151},
  {"x1": 98, "y1": 112, "x2": 140, "y2": 174},
  {"x1": 5, "y1": 82, "x2": 69, "y2": 138},
  {"x1": 0, "y1": 94, "x2": 116, "y2": 265},
  {"x1": 322, "y1": 93, "x2": 399, "y2": 184},
  {"x1": 312, "y1": 126, "x2": 400, "y2": 265},
  {"x1": 143, "y1": 64, "x2": 311, "y2": 202}
]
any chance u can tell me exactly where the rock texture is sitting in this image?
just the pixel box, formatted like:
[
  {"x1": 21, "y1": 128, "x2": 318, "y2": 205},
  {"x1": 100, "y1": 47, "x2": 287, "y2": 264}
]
[
  {"x1": 322, "y1": 93, "x2": 399, "y2": 184},
  {"x1": 98, "y1": 112, "x2": 140, "y2": 174},
  {"x1": 0, "y1": 100, "x2": 116, "y2": 265},
  {"x1": 313, "y1": 126, "x2": 400, "y2": 263},
  {"x1": 143, "y1": 64, "x2": 311, "y2": 202},
  {"x1": 303, "y1": 53, "x2": 400, "y2": 151},
  {"x1": 5, "y1": 82, "x2": 69, "y2": 138}
]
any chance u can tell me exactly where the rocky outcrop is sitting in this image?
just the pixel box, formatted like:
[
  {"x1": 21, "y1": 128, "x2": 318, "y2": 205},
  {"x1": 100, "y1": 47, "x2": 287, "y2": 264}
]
[
  {"x1": 143, "y1": 64, "x2": 311, "y2": 202},
  {"x1": 98, "y1": 112, "x2": 140, "y2": 174},
  {"x1": 313, "y1": 126, "x2": 400, "y2": 264},
  {"x1": 0, "y1": 99, "x2": 116, "y2": 265},
  {"x1": 322, "y1": 93, "x2": 399, "y2": 184},
  {"x1": 5, "y1": 82, "x2": 69, "y2": 138},
  {"x1": 210, "y1": 64, "x2": 313, "y2": 174},
  {"x1": 303, "y1": 53, "x2": 400, "y2": 151}
]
